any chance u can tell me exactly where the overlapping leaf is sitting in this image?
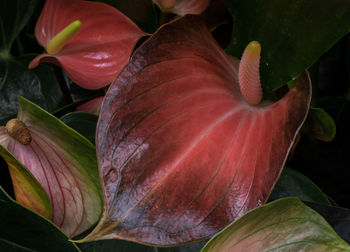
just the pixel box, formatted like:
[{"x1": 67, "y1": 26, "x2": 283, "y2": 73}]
[
  {"x1": 0, "y1": 0, "x2": 37, "y2": 54},
  {"x1": 202, "y1": 198, "x2": 350, "y2": 251},
  {"x1": 225, "y1": 0, "x2": 350, "y2": 91},
  {"x1": 0, "y1": 187, "x2": 79, "y2": 252},
  {"x1": 0, "y1": 55, "x2": 64, "y2": 125},
  {"x1": 269, "y1": 167, "x2": 331, "y2": 205},
  {"x1": 0, "y1": 97, "x2": 102, "y2": 237},
  {"x1": 60, "y1": 111, "x2": 98, "y2": 144},
  {"x1": 84, "y1": 16, "x2": 311, "y2": 246}
]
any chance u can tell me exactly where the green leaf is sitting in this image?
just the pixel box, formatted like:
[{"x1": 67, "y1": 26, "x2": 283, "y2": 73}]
[
  {"x1": 60, "y1": 112, "x2": 98, "y2": 145},
  {"x1": 306, "y1": 202, "x2": 350, "y2": 244},
  {"x1": 0, "y1": 186, "x2": 79, "y2": 252},
  {"x1": 202, "y1": 198, "x2": 350, "y2": 252},
  {"x1": 303, "y1": 107, "x2": 337, "y2": 142},
  {"x1": 0, "y1": 0, "x2": 38, "y2": 55},
  {"x1": 0, "y1": 55, "x2": 64, "y2": 125},
  {"x1": 269, "y1": 167, "x2": 331, "y2": 205},
  {"x1": 0, "y1": 144, "x2": 52, "y2": 219},
  {"x1": 225, "y1": 0, "x2": 350, "y2": 91}
]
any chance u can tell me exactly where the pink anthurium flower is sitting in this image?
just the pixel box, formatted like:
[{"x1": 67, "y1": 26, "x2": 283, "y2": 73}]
[
  {"x1": 0, "y1": 97, "x2": 102, "y2": 237},
  {"x1": 29, "y1": 0, "x2": 146, "y2": 90},
  {"x1": 82, "y1": 16, "x2": 311, "y2": 246},
  {"x1": 153, "y1": 0, "x2": 210, "y2": 16}
]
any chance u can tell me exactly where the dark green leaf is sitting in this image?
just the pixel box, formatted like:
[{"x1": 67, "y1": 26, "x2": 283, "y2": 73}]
[
  {"x1": 225, "y1": 0, "x2": 350, "y2": 91},
  {"x1": 269, "y1": 167, "x2": 331, "y2": 205},
  {"x1": 77, "y1": 239, "x2": 205, "y2": 252},
  {"x1": 306, "y1": 202, "x2": 350, "y2": 244},
  {"x1": 303, "y1": 107, "x2": 337, "y2": 142},
  {"x1": 0, "y1": 0, "x2": 38, "y2": 54},
  {"x1": 158, "y1": 242, "x2": 206, "y2": 252},
  {"x1": 77, "y1": 239, "x2": 154, "y2": 252},
  {"x1": 60, "y1": 112, "x2": 98, "y2": 145},
  {"x1": 0, "y1": 55, "x2": 64, "y2": 125},
  {"x1": 0, "y1": 186, "x2": 79, "y2": 252},
  {"x1": 202, "y1": 198, "x2": 350, "y2": 251}
]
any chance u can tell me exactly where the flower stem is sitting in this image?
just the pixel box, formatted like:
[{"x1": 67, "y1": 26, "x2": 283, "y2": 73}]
[{"x1": 53, "y1": 66, "x2": 73, "y2": 105}]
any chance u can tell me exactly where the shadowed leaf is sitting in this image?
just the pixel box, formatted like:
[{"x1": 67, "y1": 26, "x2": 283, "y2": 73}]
[
  {"x1": 0, "y1": 186, "x2": 79, "y2": 252},
  {"x1": 269, "y1": 167, "x2": 331, "y2": 205},
  {"x1": 60, "y1": 111, "x2": 98, "y2": 145}
]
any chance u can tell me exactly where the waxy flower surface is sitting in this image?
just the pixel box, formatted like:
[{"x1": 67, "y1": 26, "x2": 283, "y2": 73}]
[
  {"x1": 29, "y1": 0, "x2": 146, "y2": 89},
  {"x1": 0, "y1": 98, "x2": 102, "y2": 237},
  {"x1": 83, "y1": 16, "x2": 311, "y2": 246}
]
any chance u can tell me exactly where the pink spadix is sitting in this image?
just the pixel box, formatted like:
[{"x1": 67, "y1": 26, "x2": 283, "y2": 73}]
[{"x1": 239, "y1": 41, "x2": 263, "y2": 105}]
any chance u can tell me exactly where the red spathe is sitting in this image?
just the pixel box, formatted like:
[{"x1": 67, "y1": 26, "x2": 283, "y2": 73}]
[
  {"x1": 87, "y1": 15, "x2": 311, "y2": 246},
  {"x1": 29, "y1": 0, "x2": 146, "y2": 90}
]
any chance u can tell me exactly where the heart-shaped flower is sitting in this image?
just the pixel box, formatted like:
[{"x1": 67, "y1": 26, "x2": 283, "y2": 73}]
[
  {"x1": 83, "y1": 15, "x2": 311, "y2": 246},
  {"x1": 29, "y1": 0, "x2": 146, "y2": 90},
  {"x1": 0, "y1": 97, "x2": 102, "y2": 237}
]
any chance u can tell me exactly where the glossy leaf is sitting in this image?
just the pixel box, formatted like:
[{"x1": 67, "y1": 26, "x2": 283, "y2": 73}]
[
  {"x1": 202, "y1": 198, "x2": 350, "y2": 251},
  {"x1": 60, "y1": 111, "x2": 98, "y2": 144},
  {"x1": 0, "y1": 97, "x2": 102, "y2": 237},
  {"x1": 29, "y1": 0, "x2": 146, "y2": 89},
  {"x1": 0, "y1": 0, "x2": 37, "y2": 55},
  {"x1": 0, "y1": 144, "x2": 52, "y2": 218},
  {"x1": 306, "y1": 202, "x2": 350, "y2": 244},
  {"x1": 269, "y1": 167, "x2": 331, "y2": 205},
  {"x1": 0, "y1": 55, "x2": 64, "y2": 126},
  {"x1": 0, "y1": 186, "x2": 79, "y2": 252},
  {"x1": 84, "y1": 16, "x2": 311, "y2": 246},
  {"x1": 153, "y1": 0, "x2": 210, "y2": 16},
  {"x1": 225, "y1": 0, "x2": 350, "y2": 91}
]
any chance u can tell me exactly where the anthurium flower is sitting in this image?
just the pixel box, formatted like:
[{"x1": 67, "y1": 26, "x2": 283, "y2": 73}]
[
  {"x1": 77, "y1": 96, "x2": 104, "y2": 115},
  {"x1": 0, "y1": 97, "x2": 103, "y2": 237},
  {"x1": 83, "y1": 16, "x2": 311, "y2": 246},
  {"x1": 28, "y1": 0, "x2": 146, "y2": 90},
  {"x1": 153, "y1": 0, "x2": 210, "y2": 15}
]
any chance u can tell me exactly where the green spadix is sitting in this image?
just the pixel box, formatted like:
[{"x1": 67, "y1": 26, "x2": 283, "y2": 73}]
[{"x1": 46, "y1": 20, "x2": 82, "y2": 55}]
